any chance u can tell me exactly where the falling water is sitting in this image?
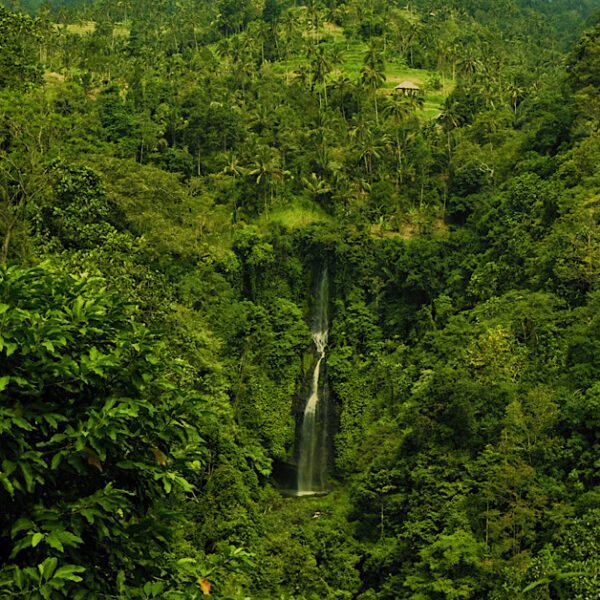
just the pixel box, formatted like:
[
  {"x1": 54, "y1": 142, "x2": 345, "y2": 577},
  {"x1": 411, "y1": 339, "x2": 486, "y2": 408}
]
[{"x1": 297, "y1": 267, "x2": 329, "y2": 494}]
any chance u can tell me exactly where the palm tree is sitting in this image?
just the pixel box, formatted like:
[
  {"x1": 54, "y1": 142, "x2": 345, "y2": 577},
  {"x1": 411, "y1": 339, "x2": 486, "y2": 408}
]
[
  {"x1": 219, "y1": 151, "x2": 247, "y2": 223},
  {"x1": 309, "y1": 45, "x2": 333, "y2": 107},
  {"x1": 348, "y1": 117, "x2": 369, "y2": 143},
  {"x1": 302, "y1": 172, "x2": 331, "y2": 206},
  {"x1": 248, "y1": 104, "x2": 272, "y2": 135},
  {"x1": 382, "y1": 95, "x2": 415, "y2": 183},
  {"x1": 305, "y1": 0, "x2": 321, "y2": 37},
  {"x1": 353, "y1": 130, "x2": 383, "y2": 181},
  {"x1": 330, "y1": 173, "x2": 356, "y2": 216},
  {"x1": 361, "y1": 42, "x2": 386, "y2": 123},
  {"x1": 457, "y1": 49, "x2": 482, "y2": 79},
  {"x1": 438, "y1": 102, "x2": 464, "y2": 159},
  {"x1": 447, "y1": 42, "x2": 460, "y2": 81},
  {"x1": 330, "y1": 74, "x2": 354, "y2": 120},
  {"x1": 248, "y1": 148, "x2": 288, "y2": 214},
  {"x1": 506, "y1": 80, "x2": 525, "y2": 122},
  {"x1": 276, "y1": 11, "x2": 300, "y2": 72},
  {"x1": 246, "y1": 20, "x2": 269, "y2": 65},
  {"x1": 220, "y1": 151, "x2": 247, "y2": 179},
  {"x1": 523, "y1": 571, "x2": 587, "y2": 600},
  {"x1": 363, "y1": 41, "x2": 385, "y2": 72},
  {"x1": 361, "y1": 63, "x2": 386, "y2": 123}
]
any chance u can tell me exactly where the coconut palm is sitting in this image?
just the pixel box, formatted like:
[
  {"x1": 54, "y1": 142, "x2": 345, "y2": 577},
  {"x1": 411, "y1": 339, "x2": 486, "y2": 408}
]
[
  {"x1": 363, "y1": 41, "x2": 385, "y2": 72},
  {"x1": 361, "y1": 42, "x2": 386, "y2": 123},
  {"x1": 438, "y1": 102, "x2": 464, "y2": 159},
  {"x1": 348, "y1": 117, "x2": 370, "y2": 144},
  {"x1": 248, "y1": 147, "x2": 288, "y2": 214},
  {"x1": 276, "y1": 11, "x2": 300, "y2": 70},
  {"x1": 246, "y1": 20, "x2": 269, "y2": 65},
  {"x1": 309, "y1": 44, "x2": 333, "y2": 107},
  {"x1": 382, "y1": 95, "x2": 417, "y2": 183},
  {"x1": 303, "y1": 172, "x2": 331, "y2": 206},
  {"x1": 305, "y1": 0, "x2": 322, "y2": 37},
  {"x1": 219, "y1": 151, "x2": 247, "y2": 223},
  {"x1": 361, "y1": 63, "x2": 386, "y2": 124},
  {"x1": 457, "y1": 49, "x2": 482, "y2": 79},
  {"x1": 330, "y1": 74, "x2": 354, "y2": 120},
  {"x1": 353, "y1": 130, "x2": 384, "y2": 180},
  {"x1": 506, "y1": 80, "x2": 525, "y2": 122}
]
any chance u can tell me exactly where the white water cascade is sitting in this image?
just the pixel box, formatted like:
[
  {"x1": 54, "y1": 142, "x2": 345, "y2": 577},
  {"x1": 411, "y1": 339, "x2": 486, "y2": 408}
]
[{"x1": 297, "y1": 268, "x2": 329, "y2": 495}]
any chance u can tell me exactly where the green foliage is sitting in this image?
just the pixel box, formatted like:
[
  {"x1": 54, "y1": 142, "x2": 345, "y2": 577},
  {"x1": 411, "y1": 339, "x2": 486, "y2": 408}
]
[
  {"x1": 40, "y1": 161, "x2": 125, "y2": 250},
  {"x1": 5, "y1": 0, "x2": 600, "y2": 599},
  {"x1": 0, "y1": 6, "x2": 43, "y2": 90},
  {"x1": 0, "y1": 263, "x2": 212, "y2": 598}
]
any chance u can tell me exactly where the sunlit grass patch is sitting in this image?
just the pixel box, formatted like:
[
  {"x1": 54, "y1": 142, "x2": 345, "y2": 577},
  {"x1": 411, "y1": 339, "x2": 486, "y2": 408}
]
[
  {"x1": 258, "y1": 203, "x2": 333, "y2": 230},
  {"x1": 55, "y1": 21, "x2": 129, "y2": 36}
]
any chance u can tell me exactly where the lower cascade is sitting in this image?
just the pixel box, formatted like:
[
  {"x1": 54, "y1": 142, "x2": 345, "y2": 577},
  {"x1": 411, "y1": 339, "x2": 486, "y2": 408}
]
[{"x1": 297, "y1": 267, "x2": 329, "y2": 495}]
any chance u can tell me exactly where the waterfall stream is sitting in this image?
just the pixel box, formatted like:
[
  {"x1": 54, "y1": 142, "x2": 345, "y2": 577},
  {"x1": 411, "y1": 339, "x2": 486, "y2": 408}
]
[{"x1": 297, "y1": 267, "x2": 329, "y2": 494}]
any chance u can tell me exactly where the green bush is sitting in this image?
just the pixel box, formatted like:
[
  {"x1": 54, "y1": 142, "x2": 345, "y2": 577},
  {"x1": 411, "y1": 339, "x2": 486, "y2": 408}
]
[{"x1": 0, "y1": 263, "x2": 211, "y2": 599}]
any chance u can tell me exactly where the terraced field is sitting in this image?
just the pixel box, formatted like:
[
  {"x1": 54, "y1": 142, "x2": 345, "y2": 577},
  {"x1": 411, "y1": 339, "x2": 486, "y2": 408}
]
[{"x1": 277, "y1": 23, "x2": 454, "y2": 120}]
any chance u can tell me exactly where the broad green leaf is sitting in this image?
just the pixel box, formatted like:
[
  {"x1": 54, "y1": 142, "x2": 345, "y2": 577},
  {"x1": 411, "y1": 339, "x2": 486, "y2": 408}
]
[
  {"x1": 31, "y1": 533, "x2": 44, "y2": 547},
  {"x1": 0, "y1": 376, "x2": 9, "y2": 392},
  {"x1": 14, "y1": 568, "x2": 23, "y2": 590},
  {"x1": 56, "y1": 531, "x2": 83, "y2": 547},
  {"x1": 20, "y1": 462, "x2": 35, "y2": 492},
  {"x1": 50, "y1": 454, "x2": 62, "y2": 470},
  {"x1": 46, "y1": 532, "x2": 64, "y2": 552},
  {"x1": 11, "y1": 518, "x2": 33, "y2": 538},
  {"x1": 41, "y1": 557, "x2": 58, "y2": 581},
  {"x1": 9, "y1": 537, "x2": 30, "y2": 559},
  {"x1": 42, "y1": 414, "x2": 58, "y2": 428},
  {"x1": 13, "y1": 417, "x2": 33, "y2": 431},
  {"x1": 53, "y1": 565, "x2": 85, "y2": 582},
  {"x1": 0, "y1": 474, "x2": 14, "y2": 496},
  {"x1": 41, "y1": 340, "x2": 54, "y2": 353},
  {"x1": 151, "y1": 582, "x2": 165, "y2": 596},
  {"x1": 80, "y1": 509, "x2": 96, "y2": 524}
]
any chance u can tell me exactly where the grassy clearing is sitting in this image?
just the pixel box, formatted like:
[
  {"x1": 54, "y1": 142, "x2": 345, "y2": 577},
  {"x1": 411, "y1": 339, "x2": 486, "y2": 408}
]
[
  {"x1": 55, "y1": 21, "x2": 129, "y2": 36},
  {"x1": 256, "y1": 203, "x2": 333, "y2": 231}
]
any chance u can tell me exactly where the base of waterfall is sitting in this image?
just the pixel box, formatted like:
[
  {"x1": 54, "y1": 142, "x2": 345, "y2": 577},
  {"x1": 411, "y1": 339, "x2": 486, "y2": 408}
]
[{"x1": 278, "y1": 489, "x2": 329, "y2": 498}]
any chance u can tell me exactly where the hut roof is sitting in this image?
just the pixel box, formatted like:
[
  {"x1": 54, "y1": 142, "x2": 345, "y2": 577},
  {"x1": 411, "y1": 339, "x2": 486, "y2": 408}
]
[{"x1": 394, "y1": 80, "x2": 420, "y2": 90}]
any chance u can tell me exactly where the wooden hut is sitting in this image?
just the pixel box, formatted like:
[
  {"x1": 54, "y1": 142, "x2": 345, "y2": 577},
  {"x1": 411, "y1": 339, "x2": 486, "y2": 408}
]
[{"x1": 394, "y1": 81, "x2": 420, "y2": 96}]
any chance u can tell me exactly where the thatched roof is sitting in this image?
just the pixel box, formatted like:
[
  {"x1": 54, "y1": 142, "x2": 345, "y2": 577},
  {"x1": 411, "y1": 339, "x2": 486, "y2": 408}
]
[{"x1": 394, "y1": 80, "x2": 420, "y2": 90}]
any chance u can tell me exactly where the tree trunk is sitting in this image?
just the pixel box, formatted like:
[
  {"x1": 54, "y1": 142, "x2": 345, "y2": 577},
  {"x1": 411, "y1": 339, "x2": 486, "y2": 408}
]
[
  {"x1": 0, "y1": 225, "x2": 12, "y2": 264},
  {"x1": 374, "y1": 92, "x2": 379, "y2": 124}
]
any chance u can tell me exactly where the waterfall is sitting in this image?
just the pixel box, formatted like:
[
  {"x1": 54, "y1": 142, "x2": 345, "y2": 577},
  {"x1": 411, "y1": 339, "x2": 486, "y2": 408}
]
[{"x1": 297, "y1": 267, "x2": 329, "y2": 495}]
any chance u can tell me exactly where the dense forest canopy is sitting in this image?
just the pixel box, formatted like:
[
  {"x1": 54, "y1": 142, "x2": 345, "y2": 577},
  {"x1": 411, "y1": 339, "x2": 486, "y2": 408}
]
[{"x1": 4, "y1": 0, "x2": 600, "y2": 598}]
